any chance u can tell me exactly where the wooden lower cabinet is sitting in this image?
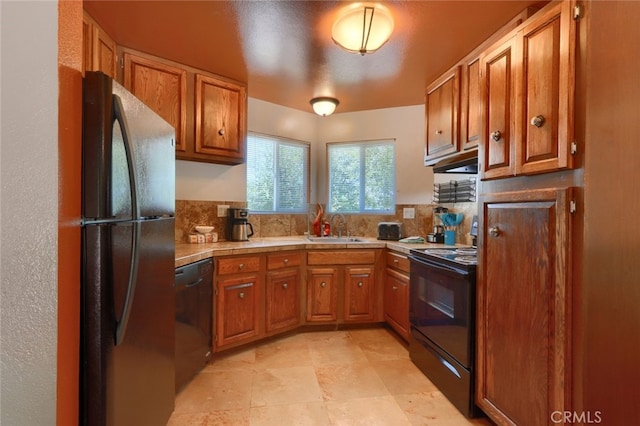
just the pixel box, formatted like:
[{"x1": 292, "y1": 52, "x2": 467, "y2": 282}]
[
  {"x1": 306, "y1": 250, "x2": 380, "y2": 324},
  {"x1": 306, "y1": 267, "x2": 339, "y2": 322},
  {"x1": 383, "y1": 268, "x2": 409, "y2": 341},
  {"x1": 215, "y1": 273, "x2": 261, "y2": 349},
  {"x1": 476, "y1": 187, "x2": 573, "y2": 425},
  {"x1": 344, "y1": 266, "x2": 375, "y2": 322},
  {"x1": 213, "y1": 248, "x2": 388, "y2": 352},
  {"x1": 384, "y1": 251, "x2": 410, "y2": 341},
  {"x1": 266, "y1": 268, "x2": 300, "y2": 332}
]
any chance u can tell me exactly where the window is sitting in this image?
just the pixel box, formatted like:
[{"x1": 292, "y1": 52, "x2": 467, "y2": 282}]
[
  {"x1": 327, "y1": 140, "x2": 395, "y2": 213},
  {"x1": 246, "y1": 133, "x2": 310, "y2": 213}
]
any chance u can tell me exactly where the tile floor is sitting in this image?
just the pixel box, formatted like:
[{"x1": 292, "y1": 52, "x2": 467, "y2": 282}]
[{"x1": 168, "y1": 327, "x2": 493, "y2": 425}]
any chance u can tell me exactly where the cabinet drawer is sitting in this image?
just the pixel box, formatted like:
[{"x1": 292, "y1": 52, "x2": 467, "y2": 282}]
[
  {"x1": 307, "y1": 250, "x2": 375, "y2": 265},
  {"x1": 386, "y1": 252, "x2": 410, "y2": 274},
  {"x1": 267, "y1": 252, "x2": 302, "y2": 270},
  {"x1": 216, "y1": 256, "x2": 261, "y2": 275}
]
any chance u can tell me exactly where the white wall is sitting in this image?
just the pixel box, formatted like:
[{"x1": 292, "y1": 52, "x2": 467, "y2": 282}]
[
  {"x1": 0, "y1": 1, "x2": 59, "y2": 424},
  {"x1": 176, "y1": 99, "x2": 432, "y2": 204}
]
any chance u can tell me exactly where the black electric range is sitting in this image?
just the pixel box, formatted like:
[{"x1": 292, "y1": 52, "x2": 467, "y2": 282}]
[
  {"x1": 407, "y1": 244, "x2": 480, "y2": 418},
  {"x1": 409, "y1": 247, "x2": 477, "y2": 269}
]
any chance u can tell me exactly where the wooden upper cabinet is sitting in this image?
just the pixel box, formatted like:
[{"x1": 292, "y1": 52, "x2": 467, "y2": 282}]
[
  {"x1": 121, "y1": 48, "x2": 247, "y2": 165},
  {"x1": 123, "y1": 52, "x2": 188, "y2": 152},
  {"x1": 424, "y1": 66, "x2": 461, "y2": 164},
  {"x1": 82, "y1": 12, "x2": 117, "y2": 78},
  {"x1": 94, "y1": 26, "x2": 117, "y2": 78},
  {"x1": 423, "y1": 8, "x2": 537, "y2": 169},
  {"x1": 82, "y1": 16, "x2": 92, "y2": 75},
  {"x1": 480, "y1": 34, "x2": 519, "y2": 179},
  {"x1": 518, "y1": 1, "x2": 575, "y2": 175},
  {"x1": 461, "y1": 57, "x2": 481, "y2": 151},
  {"x1": 193, "y1": 74, "x2": 247, "y2": 165},
  {"x1": 479, "y1": 1, "x2": 576, "y2": 180}
]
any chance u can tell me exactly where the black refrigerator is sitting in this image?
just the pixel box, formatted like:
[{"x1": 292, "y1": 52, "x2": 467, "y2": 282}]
[{"x1": 81, "y1": 71, "x2": 176, "y2": 426}]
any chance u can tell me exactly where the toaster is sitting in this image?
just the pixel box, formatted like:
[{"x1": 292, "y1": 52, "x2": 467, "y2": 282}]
[{"x1": 377, "y1": 222, "x2": 403, "y2": 241}]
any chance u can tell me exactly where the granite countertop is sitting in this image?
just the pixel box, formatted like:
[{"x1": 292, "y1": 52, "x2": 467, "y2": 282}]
[{"x1": 175, "y1": 236, "x2": 461, "y2": 268}]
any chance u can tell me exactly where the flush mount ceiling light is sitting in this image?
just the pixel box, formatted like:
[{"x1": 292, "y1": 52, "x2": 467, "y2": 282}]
[
  {"x1": 331, "y1": 3, "x2": 394, "y2": 55},
  {"x1": 310, "y1": 97, "x2": 339, "y2": 116}
]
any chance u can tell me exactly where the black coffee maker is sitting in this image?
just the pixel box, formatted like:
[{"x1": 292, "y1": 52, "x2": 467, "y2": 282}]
[{"x1": 227, "y1": 208, "x2": 254, "y2": 241}]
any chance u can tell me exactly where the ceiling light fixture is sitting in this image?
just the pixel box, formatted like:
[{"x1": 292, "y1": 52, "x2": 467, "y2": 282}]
[
  {"x1": 310, "y1": 97, "x2": 339, "y2": 116},
  {"x1": 331, "y1": 3, "x2": 394, "y2": 55}
]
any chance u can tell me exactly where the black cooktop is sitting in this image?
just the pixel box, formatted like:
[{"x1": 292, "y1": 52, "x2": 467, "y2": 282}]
[{"x1": 409, "y1": 247, "x2": 477, "y2": 270}]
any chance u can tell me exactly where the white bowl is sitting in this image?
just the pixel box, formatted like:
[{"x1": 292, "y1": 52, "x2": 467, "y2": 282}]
[{"x1": 195, "y1": 225, "x2": 214, "y2": 233}]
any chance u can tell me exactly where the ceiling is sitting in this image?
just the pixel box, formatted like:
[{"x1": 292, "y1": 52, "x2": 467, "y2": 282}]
[{"x1": 84, "y1": 0, "x2": 545, "y2": 114}]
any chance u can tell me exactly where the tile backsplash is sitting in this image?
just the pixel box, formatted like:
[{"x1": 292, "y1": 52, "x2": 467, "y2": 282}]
[{"x1": 176, "y1": 200, "x2": 476, "y2": 244}]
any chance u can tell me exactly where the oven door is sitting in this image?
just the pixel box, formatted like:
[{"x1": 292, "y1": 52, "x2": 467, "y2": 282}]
[{"x1": 409, "y1": 255, "x2": 475, "y2": 367}]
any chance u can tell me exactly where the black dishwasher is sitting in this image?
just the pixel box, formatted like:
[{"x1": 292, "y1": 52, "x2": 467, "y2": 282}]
[{"x1": 174, "y1": 258, "x2": 213, "y2": 392}]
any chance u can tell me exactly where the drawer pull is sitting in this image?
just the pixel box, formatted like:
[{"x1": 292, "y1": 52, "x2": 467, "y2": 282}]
[
  {"x1": 393, "y1": 259, "x2": 399, "y2": 264},
  {"x1": 227, "y1": 282, "x2": 253, "y2": 291},
  {"x1": 489, "y1": 226, "x2": 501, "y2": 237},
  {"x1": 435, "y1": 130, "x2": 443, "y2": 135},
  {"x1": 320, "y1": 281, "x2": 327, "y2": 288},
  {"x1": 238, "y1": 292, "x2": 245, "y2": 299},
  {"x1": 218, "y1": 128, "x2": 225, "y2": 136},
  {"x1": 282, "y1": 283, "x2": 288, "y2": 289},
  {"x1": 238, "y1": 263, "x2": 245, "y2": 270},
  {"x1": 392, "y1": 286, "x2": 398, "y2": 291},
  {"x1": 358, "y1": 281, "x2": 364, "y2": 288},
  {"x1": 283, "y1": 258, "x2": 289, "y2": 264},
  {"x1": 491, "y1": 130, "x2": 502, "y2": 142}
]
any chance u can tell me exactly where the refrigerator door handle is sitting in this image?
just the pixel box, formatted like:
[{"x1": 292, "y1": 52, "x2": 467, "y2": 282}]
[
  {"x1": 112, "y1": 94, "x2": 142, "y2": 346},
  {"x1": 114, "y1": 220, "x2": 141, "y2": 346},
  {"x1": 112, "y1": 93, "x2": 140, "y2": 219}
]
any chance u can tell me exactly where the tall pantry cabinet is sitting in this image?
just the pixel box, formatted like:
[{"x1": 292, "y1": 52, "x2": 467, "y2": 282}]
[
  {"x1": 477, "y1": 0, "x2": 640, "y2": 424},
  {"x1": 476, "y1": 1, "x2": 577, "y2": 424}
]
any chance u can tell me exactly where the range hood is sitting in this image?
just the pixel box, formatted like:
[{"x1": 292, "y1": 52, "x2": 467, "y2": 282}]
[{"x1": 432, "y1": 149, "x2": 478, "y2": 174}]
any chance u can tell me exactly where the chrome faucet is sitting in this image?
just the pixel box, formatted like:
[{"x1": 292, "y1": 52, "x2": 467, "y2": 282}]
[{"x1": 330, "y1": 213, "x2": 347, "y2": 238}]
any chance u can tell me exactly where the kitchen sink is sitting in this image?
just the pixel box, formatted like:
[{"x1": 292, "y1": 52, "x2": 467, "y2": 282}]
[{"x1": 306, "y1": 236, "x2": 367, "y2": 243}]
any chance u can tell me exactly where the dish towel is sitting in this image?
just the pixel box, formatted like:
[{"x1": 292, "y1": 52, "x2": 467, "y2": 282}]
[{"x1": 399, "y1": 236, "x2": 425, "y2": 244}]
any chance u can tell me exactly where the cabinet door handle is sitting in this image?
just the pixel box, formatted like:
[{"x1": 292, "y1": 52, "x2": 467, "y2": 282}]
[
  {"x1": 238, "y1": 292, "x2": 245, "y2": 299},
  {"x1": 435, "y1": 130, "x2": 443, "y2": 135},
  {"x1": 489, "y1": 226, "x2": 500, "y2": 237},
  {"x1": 218, "y1": 128, "x2": 225, "y2": 136},
  {"x1": 530, "y1": 115, "x2": 545, "y2": 128},
  {"x1": 490, "y1": 130, "x2": 502, "y2": 141},
  {"x1": 282, "y1": 283, "x2": 288, "y2": 289},
  {"x1": 357, "y1": 281, "x2": 364, "y2": 288},
  {"x1": 392, "y1": 286, "x2": 398, "y2": 291},
  {"x1": 320, "y1": 281, "x2": 327, "y2": 288}
]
